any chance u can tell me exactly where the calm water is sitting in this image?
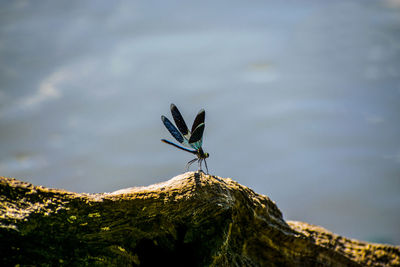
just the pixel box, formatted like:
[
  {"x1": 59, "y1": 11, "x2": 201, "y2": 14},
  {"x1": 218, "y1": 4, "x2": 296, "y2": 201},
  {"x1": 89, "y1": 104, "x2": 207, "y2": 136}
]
[{"x1": 1, "y1": 0, "x2": 399, "y2": 244}]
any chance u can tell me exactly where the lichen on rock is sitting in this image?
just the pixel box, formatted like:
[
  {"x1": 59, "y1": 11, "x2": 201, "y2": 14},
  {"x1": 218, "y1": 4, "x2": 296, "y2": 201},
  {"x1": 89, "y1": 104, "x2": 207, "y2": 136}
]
[{"x1": 1, "y1": 172, "x2": 399, "y2": 266}]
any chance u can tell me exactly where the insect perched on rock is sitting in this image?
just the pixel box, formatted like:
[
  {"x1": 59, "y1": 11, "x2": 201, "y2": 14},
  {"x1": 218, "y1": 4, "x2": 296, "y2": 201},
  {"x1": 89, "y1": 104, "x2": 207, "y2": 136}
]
[{"x1": 161, "y1": 104, "x2": 209, "y2": 173}]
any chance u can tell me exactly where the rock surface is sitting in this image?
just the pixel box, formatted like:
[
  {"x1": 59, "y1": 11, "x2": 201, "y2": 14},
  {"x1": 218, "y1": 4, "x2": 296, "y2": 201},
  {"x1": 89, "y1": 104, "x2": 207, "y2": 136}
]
[{"x1": 1, "y1": 172, "x2": 399, "y2": 266}]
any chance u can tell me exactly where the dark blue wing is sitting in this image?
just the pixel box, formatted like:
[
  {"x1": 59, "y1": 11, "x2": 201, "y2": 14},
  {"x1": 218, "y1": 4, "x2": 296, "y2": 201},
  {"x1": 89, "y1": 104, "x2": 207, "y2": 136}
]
[
  {"x1": 171, "y1": 104, "x2": 190, "y2": 138},
  {"x1": 191, "y1": 109, "x2": 205, "y2": 133},
  {"x1": 188, "y1": 123, "x2": 205, "y2": 149},
  {"x1": 161, "y1": 115, "x2": 184, "y2": 144}
]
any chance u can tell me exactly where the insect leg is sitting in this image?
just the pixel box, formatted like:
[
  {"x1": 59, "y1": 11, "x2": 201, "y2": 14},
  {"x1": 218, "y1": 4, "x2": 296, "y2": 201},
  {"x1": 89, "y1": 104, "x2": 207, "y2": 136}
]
[
  {"x1": 203, "y1": 158, "x2": 209, "y2": 174},
  {"x1": 185, "y1": 158, "x2": 197, "y2": 172}
]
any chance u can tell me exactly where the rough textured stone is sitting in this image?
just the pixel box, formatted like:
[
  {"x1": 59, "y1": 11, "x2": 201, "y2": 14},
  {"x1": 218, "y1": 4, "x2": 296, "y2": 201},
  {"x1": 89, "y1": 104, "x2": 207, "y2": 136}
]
[{"x1": 0, "y1": 172, "x2": 399, "y2": 266}]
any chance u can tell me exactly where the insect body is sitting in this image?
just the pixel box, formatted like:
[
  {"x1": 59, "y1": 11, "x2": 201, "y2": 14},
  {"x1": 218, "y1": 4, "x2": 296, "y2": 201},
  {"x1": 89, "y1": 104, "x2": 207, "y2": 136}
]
[{"x1": 161, "y1": 104, "x2": 209, "y2": 173}]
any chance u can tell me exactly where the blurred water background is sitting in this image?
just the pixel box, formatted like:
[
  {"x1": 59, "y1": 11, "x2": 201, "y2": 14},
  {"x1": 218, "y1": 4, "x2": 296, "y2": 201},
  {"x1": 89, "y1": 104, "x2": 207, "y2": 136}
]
[{"x1": 1, "y1": 0, "x2": 399, "y2": 244}]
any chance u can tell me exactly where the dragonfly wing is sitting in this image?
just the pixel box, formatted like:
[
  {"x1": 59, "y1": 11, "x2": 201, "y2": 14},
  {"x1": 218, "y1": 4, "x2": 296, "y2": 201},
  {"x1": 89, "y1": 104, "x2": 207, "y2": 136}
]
[
  {"x1": 188, "y1": 123, "x2": 205, "y2": 149},
  {"x1": 170, "y1": 104, "x2": 190, "y2": 139},
  {"x1": 161, "y1": 115, "x2": 184, "y2": 144},
  {"x1": 191, "y1": 109, "x2": 205, "y2": 134}
]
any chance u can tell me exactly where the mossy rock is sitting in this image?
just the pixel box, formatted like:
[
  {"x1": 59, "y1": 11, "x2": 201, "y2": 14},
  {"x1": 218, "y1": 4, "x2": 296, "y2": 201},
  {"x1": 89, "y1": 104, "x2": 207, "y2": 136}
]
[{"x1": 1, "y1": 172, "x2": 399, "y2": 266}]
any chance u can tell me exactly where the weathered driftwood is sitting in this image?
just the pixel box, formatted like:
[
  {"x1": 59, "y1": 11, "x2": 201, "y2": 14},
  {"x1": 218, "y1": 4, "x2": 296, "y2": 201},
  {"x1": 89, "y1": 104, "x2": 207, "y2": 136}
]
[{"x1": 1, "y1": 172, "x2": 399, "y2": 266}]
